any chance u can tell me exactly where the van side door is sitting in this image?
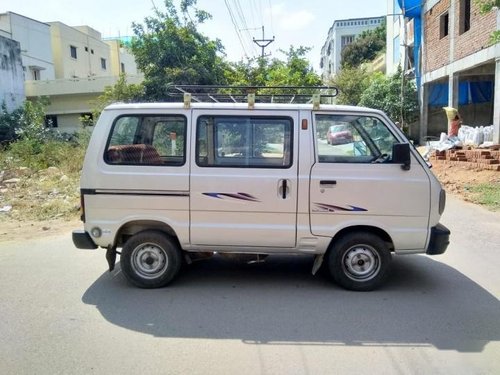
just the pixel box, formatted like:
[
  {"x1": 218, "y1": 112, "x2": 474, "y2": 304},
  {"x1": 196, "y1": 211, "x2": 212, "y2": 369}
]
[{"x1": 190, "y1": 109, "x2": 299, "y2": 248}]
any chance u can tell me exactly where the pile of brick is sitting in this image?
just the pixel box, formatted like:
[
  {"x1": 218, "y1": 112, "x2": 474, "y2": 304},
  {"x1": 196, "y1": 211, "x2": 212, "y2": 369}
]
[{"x1": 431, "y1": 147, "x2": 500, "y2": 171}]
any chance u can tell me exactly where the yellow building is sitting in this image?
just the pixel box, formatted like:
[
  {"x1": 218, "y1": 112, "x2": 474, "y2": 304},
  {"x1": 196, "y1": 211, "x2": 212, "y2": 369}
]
[{"x1": 1, "y1": 12, "x2": 143, "y2": 133}]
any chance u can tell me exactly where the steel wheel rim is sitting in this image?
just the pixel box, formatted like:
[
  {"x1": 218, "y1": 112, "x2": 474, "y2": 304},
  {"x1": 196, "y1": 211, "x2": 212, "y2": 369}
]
[
  {"x1": 342, "y1": 244, "x2": 380, "y2": 281},
  {"x1": 131, "y1": 242, "x2": 168, "y2": 279}
]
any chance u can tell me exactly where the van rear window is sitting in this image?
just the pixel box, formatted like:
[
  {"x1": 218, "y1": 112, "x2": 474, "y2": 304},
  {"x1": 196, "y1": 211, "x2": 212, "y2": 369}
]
[
  {"x1": 196, "y1": 116, "x2": 293, "y2": 168},
  {"x1": 105, "y1": 115, "x2": 187, "y2": 166}
]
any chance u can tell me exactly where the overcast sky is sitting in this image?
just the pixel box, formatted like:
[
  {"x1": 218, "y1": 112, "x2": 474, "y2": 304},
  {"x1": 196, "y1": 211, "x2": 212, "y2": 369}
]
[{"x1": 1, "y1": 0, "x2": 388, "y2": 71}]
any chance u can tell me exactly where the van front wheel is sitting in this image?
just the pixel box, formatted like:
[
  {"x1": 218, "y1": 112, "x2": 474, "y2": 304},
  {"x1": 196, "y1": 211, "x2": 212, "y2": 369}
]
[
  {"x1": 120, "y1": 231, "x2": 181, "y2": 288},
  {"x1": 327, "y1": 232, "x2": 391, "y2": 291}
]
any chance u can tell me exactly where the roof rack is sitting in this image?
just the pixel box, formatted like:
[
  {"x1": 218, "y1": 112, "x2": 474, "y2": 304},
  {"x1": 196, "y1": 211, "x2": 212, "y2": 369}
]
[{"x1": 169, "y1": 85, "x2": 338, "y2": 109}]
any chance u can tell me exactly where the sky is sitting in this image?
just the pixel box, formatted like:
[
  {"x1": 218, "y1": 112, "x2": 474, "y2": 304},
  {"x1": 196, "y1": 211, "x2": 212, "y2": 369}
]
[{"x1": 1, "y1": 0, "x2": 388, "y2": 72}]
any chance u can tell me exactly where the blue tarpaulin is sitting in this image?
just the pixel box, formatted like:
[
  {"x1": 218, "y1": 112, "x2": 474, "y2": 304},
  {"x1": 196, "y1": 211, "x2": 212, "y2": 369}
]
[
  {"x1": 397, "y1": 0, "x2": 423, "y2": 89},
  {"x1": 428, "y1": 81, "x2": 493, "y2": 107}
]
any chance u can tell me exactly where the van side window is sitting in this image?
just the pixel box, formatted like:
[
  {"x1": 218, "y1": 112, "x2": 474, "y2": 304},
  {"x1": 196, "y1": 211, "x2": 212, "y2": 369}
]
[
  {"x1": 315, "y1": 114, "x2": 398, "y2": 163},
  {"x1": 196, "y1": 116, "x2": 292, "y2": 168},
  {"x1": 105, "y1": 115, "x2": 186, "y2": 166}
]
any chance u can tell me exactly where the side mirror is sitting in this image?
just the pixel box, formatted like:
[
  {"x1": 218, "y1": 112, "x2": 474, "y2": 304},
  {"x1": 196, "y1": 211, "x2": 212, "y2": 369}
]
[{"x1": 392, "y1": 143, "x2": 411, "y2": 170}]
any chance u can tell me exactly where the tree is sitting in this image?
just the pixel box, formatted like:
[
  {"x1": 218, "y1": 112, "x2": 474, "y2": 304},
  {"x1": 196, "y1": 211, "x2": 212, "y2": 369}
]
[
  {"x1": 130, "y1": 0, "x2": 227, "y2": 101},
  {"x1": 359, "y1": 69, "x2": 419, "y2": 126},
  {"x1": 328, "y1": 65, "x2": 372, "y2": 105},
  {"x1": 224, "y1": 46, "x2": 322, "y2": 96},
  {"x1": 475, "y1": 0, "x2": 500, "y2": 44},
  {"x1": 341, "y1": 22, "x2": 386, "y2": 69}
]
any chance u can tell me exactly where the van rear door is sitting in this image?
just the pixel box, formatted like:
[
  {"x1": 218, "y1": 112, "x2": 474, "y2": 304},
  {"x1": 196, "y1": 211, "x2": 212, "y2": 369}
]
[{"x1": 190, "y1": 109, "x2": 299, "y2": 248}]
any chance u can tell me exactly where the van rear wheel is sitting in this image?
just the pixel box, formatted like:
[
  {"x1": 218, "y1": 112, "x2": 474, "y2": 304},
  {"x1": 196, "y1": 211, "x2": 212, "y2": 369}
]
[
  {"x1": 120, "y1": 230, "x2": 181, "y2": 288},
  {"x1": 327, "y1": 232, "x2": 391, "y2": 291}
]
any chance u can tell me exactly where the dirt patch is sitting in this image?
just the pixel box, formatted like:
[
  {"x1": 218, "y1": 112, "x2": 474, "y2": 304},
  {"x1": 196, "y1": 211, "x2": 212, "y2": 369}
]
[
  {"x1": 430, "y1": 160, "x2": 500, "y2": 203},
  {"x1": 0, "y1": 218, "x2": 80, "y2": 243}
]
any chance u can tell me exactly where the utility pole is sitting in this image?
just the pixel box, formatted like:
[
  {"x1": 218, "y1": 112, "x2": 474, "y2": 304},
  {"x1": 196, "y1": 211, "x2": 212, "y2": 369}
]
[{"x1": 253, "y1": 26, "x2": 275, "y2": 58}]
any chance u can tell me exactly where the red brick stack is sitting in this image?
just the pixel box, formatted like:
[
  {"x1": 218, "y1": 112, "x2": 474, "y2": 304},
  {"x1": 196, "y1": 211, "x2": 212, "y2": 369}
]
[{"x1": 431, "y1": 148, "x2": 500, "y2": 171}]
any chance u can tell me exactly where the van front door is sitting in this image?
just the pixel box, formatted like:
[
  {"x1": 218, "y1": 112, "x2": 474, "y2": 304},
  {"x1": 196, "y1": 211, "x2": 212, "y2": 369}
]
[
  {"x1": 190, "y1": 109, "x2": 298, "y2": 248},
  {"x1": 310, "y1": 112, "x2": 431, "y2": 250}
]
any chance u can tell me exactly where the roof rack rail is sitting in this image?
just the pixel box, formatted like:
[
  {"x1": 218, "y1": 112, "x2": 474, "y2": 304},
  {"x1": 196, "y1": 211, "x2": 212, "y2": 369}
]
[{"x1": 169, "y1": 85, "x2": 338, "y2": 109}]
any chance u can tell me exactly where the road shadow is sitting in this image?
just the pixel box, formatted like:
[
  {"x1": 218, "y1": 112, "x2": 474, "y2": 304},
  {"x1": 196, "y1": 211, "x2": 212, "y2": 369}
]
[{"x1": 82, "y1": 254, "x2": 500, "y2": 352}]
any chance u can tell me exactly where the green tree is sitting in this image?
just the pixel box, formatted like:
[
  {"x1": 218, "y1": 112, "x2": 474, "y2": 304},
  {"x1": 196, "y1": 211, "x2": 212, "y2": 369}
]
[
  {"x1": 359, "y1": 69, "x2": 419, "y2": 125},
  {"x1": 475, "y1": 0, "x2": 500, "y2": 44},
  {"x1": 224, "y1": 46, "x2": 322, "y2": 96},
  {"x1": 341, "y1": 22, "x2": 386, "y2": 69},
  {"x1": 328, "y1": 65, "x2": 372, "y2": 105},
  {"x1": 130, "y1": 0, "x2": 227, "y2": 100}
]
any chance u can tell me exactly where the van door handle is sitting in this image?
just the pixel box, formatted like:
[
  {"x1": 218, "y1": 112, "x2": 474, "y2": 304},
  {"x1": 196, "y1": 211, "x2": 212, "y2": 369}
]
[
  {"x1": 279, "y1": 179, "x2": 289, "y2": 199},
  {"x1": 320, "y1": 180, "x2": 337, "y2": 186}
]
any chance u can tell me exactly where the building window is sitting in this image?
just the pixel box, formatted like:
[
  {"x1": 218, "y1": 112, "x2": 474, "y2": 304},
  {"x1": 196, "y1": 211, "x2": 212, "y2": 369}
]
[
  {"x1": 341, "y1": 35, "x2": 355, "y2": 50},
  {"x1": 101, "y1": 58, "x2": 107, "y2": 70},
  {"x1": 85, "y1": 47, "x2": 88, "y2": 52},
  {"x1": 70, "y1": 45, "x2": 77, "y2": 59},
  {"x1": 460, "y1": 0, "x2": 471, "y2": 34},
  {"x1": 440, "y1": 12, "x2": 449, "y2": 38},
  {"x1": 91, "y1": 49, "x2": 94, "y2": 54},
  {"x1": 45, "y1": 115, "x2": 58, "y2": 128},
  {"x1": 393, "y1": 35, "x2": 400, "y2": 64},
  {"x1": 121, "y1": 63, "x2": 125, "y2": 73},
  {"x1": 30, "y1": 68, "x2": 41, "y2": 80}
]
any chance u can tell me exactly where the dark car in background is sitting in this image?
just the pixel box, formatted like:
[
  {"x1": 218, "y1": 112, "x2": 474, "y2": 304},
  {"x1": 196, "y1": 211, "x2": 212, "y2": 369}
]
[{"x1": 326, "y1": 124, "x2": 353, "y2": 145}]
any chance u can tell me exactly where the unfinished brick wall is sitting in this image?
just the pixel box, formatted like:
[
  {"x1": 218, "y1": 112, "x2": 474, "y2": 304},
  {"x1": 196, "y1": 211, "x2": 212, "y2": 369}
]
[
  {"x1": 424, "y1": 0, "x2": 451, "y2": 73},
  {"x1": 424, "y1": 0, "x2": 497, "y2": 74},
  {"x1": 454, "y1": 1, "x2": 497, "y2": 61}
]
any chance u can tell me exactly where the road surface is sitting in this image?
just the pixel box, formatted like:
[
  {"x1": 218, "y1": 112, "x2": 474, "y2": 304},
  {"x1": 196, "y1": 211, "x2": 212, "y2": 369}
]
[{"x1": 0, "y1": 196, "x2": 499, "y2": 374}]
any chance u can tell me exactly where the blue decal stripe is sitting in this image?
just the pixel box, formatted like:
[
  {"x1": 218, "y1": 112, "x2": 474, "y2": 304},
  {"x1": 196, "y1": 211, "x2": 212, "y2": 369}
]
[
  {"x1": 203, "y1": 192, "x2": 260, "y2": 202},
  {"x1": 314, "y1": 203, "x2": 367, "y2": 212}
]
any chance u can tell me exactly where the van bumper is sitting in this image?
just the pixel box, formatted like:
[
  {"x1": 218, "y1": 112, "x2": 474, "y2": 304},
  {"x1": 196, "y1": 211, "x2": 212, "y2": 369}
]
[
  {"x1": 72, "y1": 230, "x2": 98, "y2": 249},
  {"x1": 426, "y1": 223, "x2": 450, "y2": 255}
]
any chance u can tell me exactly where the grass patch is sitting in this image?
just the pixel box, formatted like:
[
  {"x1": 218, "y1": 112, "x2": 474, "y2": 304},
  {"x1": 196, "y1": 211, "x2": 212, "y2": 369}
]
[{"x1": 466, "y1": 183, "x2": 500, "y2": 211}]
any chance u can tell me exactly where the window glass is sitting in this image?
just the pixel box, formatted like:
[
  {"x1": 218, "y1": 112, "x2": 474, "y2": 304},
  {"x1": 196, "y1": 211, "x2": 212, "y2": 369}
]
[
  {"x1": 316, "y1": 114, "x2": 398, "y2": 164},
  {"x1": 106, "y1": 115, "x2": 186, "y2": 166},
  {"x1": 197, "y1": 116, "x2": 292, "y2": 168},
  {"x1": 70, "y1": 45, "x2": 77, "y2": 59}
]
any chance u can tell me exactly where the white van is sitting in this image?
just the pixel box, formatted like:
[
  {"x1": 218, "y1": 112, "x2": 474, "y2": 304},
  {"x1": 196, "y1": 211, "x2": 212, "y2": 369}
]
[{"x1": 73, "y1": 97, "x2": 450, "y2": 291}]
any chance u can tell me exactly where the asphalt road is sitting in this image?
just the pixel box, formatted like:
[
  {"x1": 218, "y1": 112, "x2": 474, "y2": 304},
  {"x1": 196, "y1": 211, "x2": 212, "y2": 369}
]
[{"x1": 0, "y1": 196, "x2": 499, "y2": 374}]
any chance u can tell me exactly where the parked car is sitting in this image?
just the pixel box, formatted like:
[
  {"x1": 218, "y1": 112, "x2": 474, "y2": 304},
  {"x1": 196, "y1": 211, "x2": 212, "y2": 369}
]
[{"x1": 327, "y1": 124, "x2": 353, "y2": 145}]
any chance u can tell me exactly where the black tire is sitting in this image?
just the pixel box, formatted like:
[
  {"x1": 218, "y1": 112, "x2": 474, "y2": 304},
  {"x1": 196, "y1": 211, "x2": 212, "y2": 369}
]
[
  {"x1": 327, "y1": 232, "x2": 391, "y2": 291},
  {"x1": 120, "y1": 230, "x2": 182, "y2": 288}
]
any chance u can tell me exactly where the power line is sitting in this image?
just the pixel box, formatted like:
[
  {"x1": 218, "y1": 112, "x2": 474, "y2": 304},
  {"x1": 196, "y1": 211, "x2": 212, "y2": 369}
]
[{"x1": 224, "y1": 0, "x2": 249, "y2": 58}]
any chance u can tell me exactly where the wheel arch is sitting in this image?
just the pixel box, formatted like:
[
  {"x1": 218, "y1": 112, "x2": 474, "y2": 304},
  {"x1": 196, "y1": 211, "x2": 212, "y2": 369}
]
[
  {"x1": 328, "y1": 225, "x2": 394, "y2": 254},
  {"x1": 115, "y1": 220, "x2": 179, "y2": 248}
]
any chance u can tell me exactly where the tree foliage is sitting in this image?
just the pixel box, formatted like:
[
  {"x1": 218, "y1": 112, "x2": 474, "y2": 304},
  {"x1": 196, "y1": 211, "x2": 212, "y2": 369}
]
[
  {"x1": 130, "y1": 0, "x2": 227, "y2": 100},
  {"x1": 328, "y1": 65, "x2": 372, "y2": 105},
  {"x1": 475, "y1": 0, "x2": 500, "y2": 44},
  {"x1": 224, "y1": 46, "x2": 322, "y2": 94},
  {"x1": 359, "y1": 69, "x2": 419, "y2": 125},
  {"x1": 341, "y1": 22, "x2": 386, "y2": 69}
]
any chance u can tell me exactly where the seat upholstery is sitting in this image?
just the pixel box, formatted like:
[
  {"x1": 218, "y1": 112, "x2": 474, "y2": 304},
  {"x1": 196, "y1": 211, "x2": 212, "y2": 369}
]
[{"x1": 106, "y1": 144, "x2": 163, "y2": 165}]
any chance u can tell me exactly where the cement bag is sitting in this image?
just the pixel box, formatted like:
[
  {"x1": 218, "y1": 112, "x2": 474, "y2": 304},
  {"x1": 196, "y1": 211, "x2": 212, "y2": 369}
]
[
  {"x1": 472, "y1": 127, "x2": 484, "y2": 146},
  {"x1": 483, "y1": 125, "x2": 493, "y2": 142}
]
